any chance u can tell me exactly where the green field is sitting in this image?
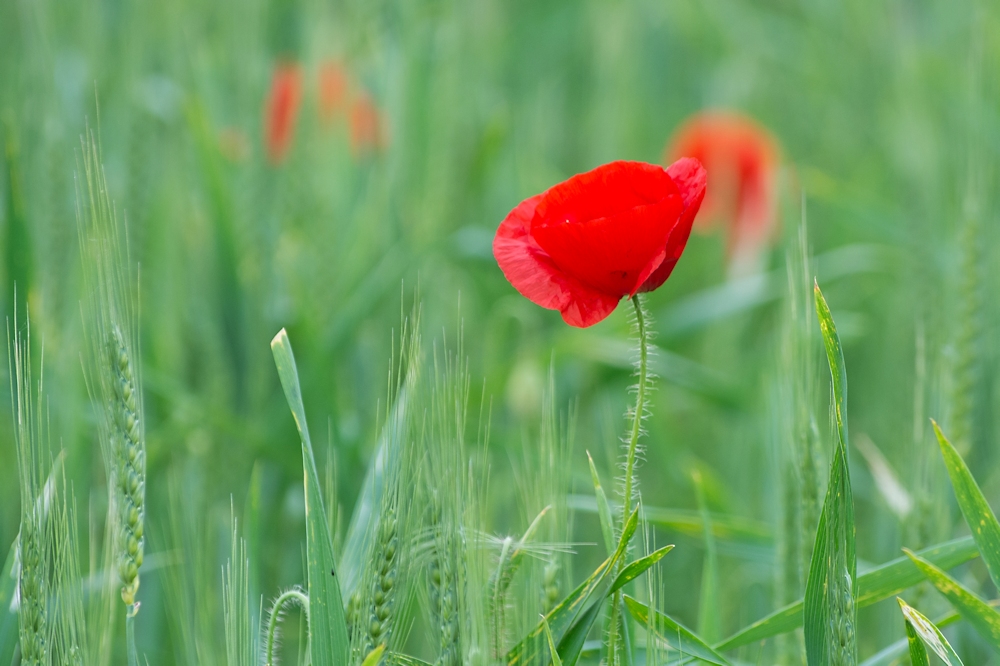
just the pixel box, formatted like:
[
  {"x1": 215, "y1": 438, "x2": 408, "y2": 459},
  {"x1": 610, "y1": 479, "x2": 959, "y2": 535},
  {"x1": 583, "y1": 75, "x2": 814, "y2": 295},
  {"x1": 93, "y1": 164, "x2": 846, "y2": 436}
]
[{"x1": 2, "y1": 0, "x2": 1000, "y2": 663}]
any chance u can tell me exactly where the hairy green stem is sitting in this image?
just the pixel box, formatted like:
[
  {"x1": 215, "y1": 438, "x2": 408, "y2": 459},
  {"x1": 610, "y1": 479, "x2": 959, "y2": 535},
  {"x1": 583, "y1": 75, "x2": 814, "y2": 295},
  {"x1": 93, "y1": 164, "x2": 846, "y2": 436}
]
[
  {"x1": 126, "y1": 602, "x2": 139, "y2": 666},
  {"x1": 265, "y1": 589, "x2": 310, "y2": 666},
  {"x1": 622, "y1": 295, "x2": 648, "y2": 525},
  {"x1": 609, "y1": 296, "x2": 649, "y2": 666}
]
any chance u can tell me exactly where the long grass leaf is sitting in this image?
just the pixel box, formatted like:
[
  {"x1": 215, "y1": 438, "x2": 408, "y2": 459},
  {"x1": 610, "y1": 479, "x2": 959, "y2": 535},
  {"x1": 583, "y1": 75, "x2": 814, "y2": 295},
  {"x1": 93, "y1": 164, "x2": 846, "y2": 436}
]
[
  {"x1": 622, "y1": 596, "x2": 730, "y2": 665},
  {"x1": 271, "y1": 329, "x2": 351, "y2": 665},
  {"x1": 803, "y1": 283, "x2": 856, "y2": 665},
  {"x1": 932, "y1": 420, "x2": 1000, "y2": 591},
  {"x1": 715, "y1": 536, "x2": 978, "y2": 651},
  {"x1": 898, "y1": 598, "x2": 962, "y2": 666},
  {"x1": 905, "y1": 548, "x2": 1000, "y2": 650}
]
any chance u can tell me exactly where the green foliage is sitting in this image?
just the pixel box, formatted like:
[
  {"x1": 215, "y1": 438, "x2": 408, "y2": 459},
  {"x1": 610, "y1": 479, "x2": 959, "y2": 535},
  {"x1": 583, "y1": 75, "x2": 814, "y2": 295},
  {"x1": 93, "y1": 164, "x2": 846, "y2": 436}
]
[
  {"x1": 271, "y1": 329, "x2": 351, "y2": 665},
  {"x1": 904, "y1": 549, "x2": 1000, "y2": 651},
  {"x1": 897, "y1": 598, "x2": 963, "y2": 666},
  {"x1": 932, "y1": 420, "x2": 1000, "y2": 590},
  {"x1": 803, "y1": 284, "x2": 856, "y2": 666}
]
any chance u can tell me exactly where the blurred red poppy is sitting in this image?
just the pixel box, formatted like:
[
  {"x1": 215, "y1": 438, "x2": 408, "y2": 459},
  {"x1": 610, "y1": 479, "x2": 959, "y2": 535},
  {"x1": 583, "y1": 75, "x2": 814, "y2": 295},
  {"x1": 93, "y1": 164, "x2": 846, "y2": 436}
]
[
  {"x1": 493, "y1": 159, "x2": 706, "y2": 327},
  {"x1": 318, "y1": 60, "x2": 349, "y2": 125},
  {"x1": 264, "y1": 62, "x2": 303, "y2": 164},
  {"x1": 666, "y1": 111, "x2": 778, "y2": 274},
  {"x1": 349, "y1": 92, "x2": 384, "y2": 156}
]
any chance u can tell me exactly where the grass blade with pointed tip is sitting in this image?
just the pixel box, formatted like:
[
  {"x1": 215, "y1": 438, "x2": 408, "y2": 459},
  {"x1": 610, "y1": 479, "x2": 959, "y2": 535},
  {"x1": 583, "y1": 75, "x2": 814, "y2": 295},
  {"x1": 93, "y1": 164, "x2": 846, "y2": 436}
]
[
  {"x1": 932, "y1": 420, "x2": 1000, "y2": 591},
  {"x1": 609, "y1": 545, "x2": 674, "y2": 596},
  {"x1": 623, "y1": 596, "x2": 731, "y2": 665},
  {"x1": 587, "y1": 452, "x2": 615, "y2": 555},
  {"x1": 905, "y1": 548, "x2": 1000, "y2": 650},
  {"x1": 898, "y1": 597, "x2": 962, "y2": 666},
  {"x1": 803, "y1": 283, "x2": 856, "y2": 665},
  {"x1": 271, "y1": 329, "x2": 350, "y2": 665},
  {"x1": 507, "y1": 507, "x2": 639, "y2": 666},
  {"x1": 715, "y1": 536, "x2": 978, "y2": 651}
]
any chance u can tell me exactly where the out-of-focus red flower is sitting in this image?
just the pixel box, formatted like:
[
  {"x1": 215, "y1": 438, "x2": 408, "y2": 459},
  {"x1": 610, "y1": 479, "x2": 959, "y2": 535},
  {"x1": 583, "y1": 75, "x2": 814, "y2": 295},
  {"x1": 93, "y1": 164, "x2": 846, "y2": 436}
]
[
  {"x1": 666, "y1": 111, "x2": 779, "y2": 274},
  {"x1": 264, "y1": 62, "x2": 303, "y2": 164},
  {"x1": 318, "y1": 60, "x2": 349, "y2": 125},
  {"x1": 349, "y1": 92, "x2": 384, "y2": 156},
  {"x1": 493, "y1": 159, "x2": 706, "y2": 327}
]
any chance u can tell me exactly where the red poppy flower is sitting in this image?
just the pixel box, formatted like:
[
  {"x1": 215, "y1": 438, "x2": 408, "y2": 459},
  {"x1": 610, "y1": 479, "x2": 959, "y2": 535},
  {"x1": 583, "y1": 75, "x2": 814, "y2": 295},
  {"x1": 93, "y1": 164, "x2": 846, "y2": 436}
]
[
  {"x1": 349, "y1": 92, "x2": 385, "y2": 157},
  {"x1": 666, "y1": 111, "x2": 778, "y2": 274},
  {"x1": 318, "y1": 60, "x2": 349, "y2": 125},
  {"x1": 493, "y1": 159, "x2": 706, "y2": 327},
  {"x1": 264, "y1": 62, "x2": 303, "y2": 164}
]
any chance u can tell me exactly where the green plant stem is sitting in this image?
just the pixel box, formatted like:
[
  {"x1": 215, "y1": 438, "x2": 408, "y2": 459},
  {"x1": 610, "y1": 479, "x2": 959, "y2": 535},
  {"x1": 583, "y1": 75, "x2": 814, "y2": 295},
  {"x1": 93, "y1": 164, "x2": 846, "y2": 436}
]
[
  {"x1": 608, "y1": 296, "x2": 649, "y2": 666},
  {"x1": 622, "y1": 295, "x2": 648, "y2": 526},
  {"x1": 126, "y1": 602, "x2": 139, "y2": 666},
  {"x1": 265, "y1": 589, "x2": 310, "y2": 666}
]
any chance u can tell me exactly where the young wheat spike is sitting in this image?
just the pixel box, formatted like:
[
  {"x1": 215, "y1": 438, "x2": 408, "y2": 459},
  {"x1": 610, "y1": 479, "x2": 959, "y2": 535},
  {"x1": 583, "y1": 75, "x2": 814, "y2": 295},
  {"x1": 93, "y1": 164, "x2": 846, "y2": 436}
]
[
  {"x1": 10, "y1": 316, "x2": 49, "y2": 666},
  {"x1": 110, "y1": 324, "x2": 145, "y2": 605},
  {"x1": 77, "y1": 129, "x2": 147, "y2": 610}
]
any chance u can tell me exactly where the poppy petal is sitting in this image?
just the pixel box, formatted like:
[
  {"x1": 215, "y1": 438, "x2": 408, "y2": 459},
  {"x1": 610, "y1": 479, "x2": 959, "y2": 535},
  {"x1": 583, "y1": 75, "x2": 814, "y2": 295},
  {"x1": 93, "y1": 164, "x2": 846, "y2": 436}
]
[
  {"x1": 638, "y1": 157, "x2": 706, "y2": 293},
  {"x1": 494, "y1": 194, "x2": 620, "y2": 327},
  {"x1": 531, "y1": 161, "x2": 683, "y2": 297}
]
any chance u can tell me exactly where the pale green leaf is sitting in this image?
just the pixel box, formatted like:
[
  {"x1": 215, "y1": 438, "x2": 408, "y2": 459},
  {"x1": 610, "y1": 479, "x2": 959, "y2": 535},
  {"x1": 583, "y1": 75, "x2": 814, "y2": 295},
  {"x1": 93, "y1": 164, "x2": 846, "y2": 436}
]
[{"x1": 608, "y1": 545, "x2": 674, "y2": 596}]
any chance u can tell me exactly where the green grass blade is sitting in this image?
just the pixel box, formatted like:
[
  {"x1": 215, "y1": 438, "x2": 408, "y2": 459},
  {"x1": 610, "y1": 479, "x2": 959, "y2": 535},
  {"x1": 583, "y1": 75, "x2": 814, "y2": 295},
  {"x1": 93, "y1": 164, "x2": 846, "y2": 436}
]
[
  {"x1": 814, "y1": 282, "x2": 848, "y2": 452},
  {"x1": 903, "y1": 613, "x2": 930, "y2": 666},
  {"x1": 898, "y1": 597, "x2": 962, "y2": 666},
  {"x1": 556, "y1": 598, "x2": 602, "y2": 666},
  {"x1": 803, "y1": 441, "x2": 856, "y2": 665},
  {"x1": 715, "y1": 536, "x2": 978, "y2": 651},
  {"x1": 0, "y1": 538, "x2": 17, "y2": 664},
  {"x1": 608, "y1": 545, "x2": 674, "y2": 595},
  {"x1": 543, "y1": 615, "x2": 564, "y2": 666},
  {"x1": 804, "y1": 283, "x2": 856, "y2": 665},
  {"x1": 271, "y1": 329, "x2": 351, "y2": 665},
  {"x1": 587, "y1": 451, "x2": 616, "y2": 555},
  {"x1": 932, "y1": 420, "x2": 1000, "y2": 591},
  {"x1": 623, "y1": 596, "x2": 731, "y2": 665},
  {"x1": 905, "y1": 548, "x2": 1000, "y2": 650},
  {"x1": 507, "y1": 507, "x2": 639, "y2": 666}
]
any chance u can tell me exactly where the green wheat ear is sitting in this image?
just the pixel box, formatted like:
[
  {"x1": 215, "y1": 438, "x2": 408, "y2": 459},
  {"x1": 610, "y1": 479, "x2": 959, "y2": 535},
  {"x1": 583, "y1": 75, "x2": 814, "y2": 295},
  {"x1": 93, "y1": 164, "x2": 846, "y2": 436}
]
[
  {"x1": 77, "y1": 129, "x2": 146, "y2": 610},
  {"x1": 10, "y1": 318, "x2": 49, "y2": 666}
]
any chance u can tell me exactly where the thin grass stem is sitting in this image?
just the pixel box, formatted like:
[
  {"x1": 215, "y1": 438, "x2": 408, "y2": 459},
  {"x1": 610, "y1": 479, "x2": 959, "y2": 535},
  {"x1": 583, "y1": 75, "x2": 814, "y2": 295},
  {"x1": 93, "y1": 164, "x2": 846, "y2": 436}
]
[{"x1": 126, "y1": 603, "x2": 139, "y2": 666}]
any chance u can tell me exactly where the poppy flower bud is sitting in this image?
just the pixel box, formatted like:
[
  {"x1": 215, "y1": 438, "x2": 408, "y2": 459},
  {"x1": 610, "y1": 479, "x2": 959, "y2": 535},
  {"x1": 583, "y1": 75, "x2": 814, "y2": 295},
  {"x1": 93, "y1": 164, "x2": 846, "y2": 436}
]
[
  {"x1": 493, "y1": 159, "x2": 706, "y2": 327},
  {"x1": 264, "y1": 62, "x2": 303, "y2": 164}
]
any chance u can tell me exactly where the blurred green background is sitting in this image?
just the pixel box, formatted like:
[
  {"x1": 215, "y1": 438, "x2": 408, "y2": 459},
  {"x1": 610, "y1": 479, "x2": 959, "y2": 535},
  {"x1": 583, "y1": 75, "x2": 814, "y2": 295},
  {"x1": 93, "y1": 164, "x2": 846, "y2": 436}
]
[{"x1": 2, "y1": 0, "x2": 999, "y2": 662}]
